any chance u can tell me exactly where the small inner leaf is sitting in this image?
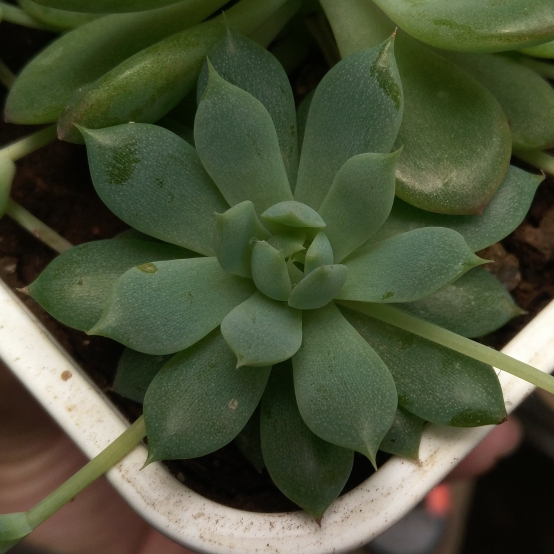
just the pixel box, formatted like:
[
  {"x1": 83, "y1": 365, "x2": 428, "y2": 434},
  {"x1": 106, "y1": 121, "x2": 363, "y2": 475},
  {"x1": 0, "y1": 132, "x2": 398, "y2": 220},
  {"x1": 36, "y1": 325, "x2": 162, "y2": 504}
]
[
  {"x1": 221, "y1": 292, "x2": 302, "y2": 367},
  {"x1": 304, "y1": 232, "x2": 334, "y2": 275},
  {"x1": 288, "y1": 264, "x2": 348, "y2": 310},
  {"x1": 267, "y1": 230, "x2": 306, "y2": 258},
  {"x1": 261, "y1": 201, "x2": 326, "y2": 229},
  {"x1": 251, "y1": 241, "x2": 292, "y2": 301}
]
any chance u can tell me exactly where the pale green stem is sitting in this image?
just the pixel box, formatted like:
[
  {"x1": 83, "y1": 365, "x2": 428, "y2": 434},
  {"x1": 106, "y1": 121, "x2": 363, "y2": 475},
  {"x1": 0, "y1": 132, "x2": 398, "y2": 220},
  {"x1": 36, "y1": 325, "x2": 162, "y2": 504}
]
[
  {"x1": 5, "y1": 199, "x2": 72, "y2": 254},
  {"x1": 517, "y1": 56, "x2": 554, "y2": 80},
  {"x1": 0, "y1": 58, "x2": 15, "y2": 89},
  {"x1": 514, "y1": 149, "x2": 554, "y2": 177},
  {"x1": 340, "y1": 302, "x2": 554, "y2": 395},
  {"x1": 27, "y1": 417, "x2": 146, "y2": 530},
  {"x1": 0, "y1": 125, "x2": 57, "y2": 162},
  {"x1": 0, "y1": 2, "x2": 51, "y2": 30}
]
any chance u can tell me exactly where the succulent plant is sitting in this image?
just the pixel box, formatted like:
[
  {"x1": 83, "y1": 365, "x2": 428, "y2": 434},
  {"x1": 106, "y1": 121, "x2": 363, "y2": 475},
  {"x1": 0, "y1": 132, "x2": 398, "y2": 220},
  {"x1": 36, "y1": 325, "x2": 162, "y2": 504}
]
[{"x1": 22, "y1": 32, "x2": 545, "y2": 521}]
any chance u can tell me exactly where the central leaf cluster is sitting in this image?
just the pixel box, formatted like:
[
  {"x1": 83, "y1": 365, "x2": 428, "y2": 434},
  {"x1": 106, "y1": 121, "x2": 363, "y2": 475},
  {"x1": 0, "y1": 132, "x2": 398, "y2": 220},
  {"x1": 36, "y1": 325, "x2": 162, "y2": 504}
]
[{"x1": 215, "y1": 200, "x2": 347, "y2": 310}]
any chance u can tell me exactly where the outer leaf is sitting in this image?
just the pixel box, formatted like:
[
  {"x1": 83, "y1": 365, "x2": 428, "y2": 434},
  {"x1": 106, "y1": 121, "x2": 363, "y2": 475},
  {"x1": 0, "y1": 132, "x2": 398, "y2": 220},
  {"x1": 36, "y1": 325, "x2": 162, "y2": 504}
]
[
  {"x1": 31, "y1": 0, "x2": 182, "y2": 12},
  {"x1": 0, "y1": 513, "x2": 31, "y2": 550},
  {"x1": 221, "y1": 292, "x2": 302, "y2": 367},
  {"x1": 6, "y1": 0, "x2": 226, "y2": 124},
  {"x1": 195, "y1": 66, "x2": 292, "y2": 213},
  {"x1": 392, "y1": 36, "x2": 511, "y2": 215},
  {"x1": 520, "y1": 41, "x2": 554, "y2": 59},
  {"x1": 112, "y1": 348, "x2": 172, "y2": 403},
  {"x1": 197, "y1": 29, "x2": 299, "y2": 185},
  {"x1": 288, "y1": 265, "x2": 348, "y2": 310},
  {"x1": 215, "y1": 201, "x2": 270, "y2": 278},
  {"x1": 18, "y1": 0, "x2": 99, "y2": 31},
  {"x1": 57, "y1": 0, "x2": 291, "y2": 143},
  {"x1": 371, "y1": 166, "x2": 543, "y2": 252},
  {"x1": 0, "y1": 157, "x2": 16, "y2": 216},
  {"x1": 82, "y1": 124, "x2": 228, "y2": 256},
  {"x1": 294, "y1": 36, "x2": 403, "y2": 210},
  {"x1": 89, "y1": 257, "x2": 255, "y2": 355},
  {"x1": 379, "y1": 407, "x2": 424, "y2": 460},
  {"x1": 340, "y1": 305, "x2": 507, "y2": 427},
  {"x1": 144, "y1": 329, "x2": 270, "y2": 461},
  {"x1": 444, "y1": 51, "x2": 554, "y2": 151},
  {"x1": 318, "y1": 151, "x2": 398, "y2": 262},
  {"x1": 28, "y1": 239, "x2": 189, "y2": 331},
  {"x1": 296, "y1": 91, "x2": 313, "y2": 161},
  {"x1": 293, "y1": 303, "x2": 397, "y2": 464},
  {"x1": 234, "y1": 405, "x2": 265, "y2": 472},
  {"x1": 304, "y1": 232, "x2": 334, "y2": 275},
  {"x1": 261, "y1": 362, "x2": 353, "y2": 519},
  {"x1": 371, "y1": 0, "x2": 554, "y2": 53},
  {"x1": 397, "y1": 267, "x2": 522, "y2": 339},
  {"x1": 338, "y1": 228, "x2": 485, "y2": 303},
  {"x1": 251, "y1": 241, "x2": 292, "y2": 301}
]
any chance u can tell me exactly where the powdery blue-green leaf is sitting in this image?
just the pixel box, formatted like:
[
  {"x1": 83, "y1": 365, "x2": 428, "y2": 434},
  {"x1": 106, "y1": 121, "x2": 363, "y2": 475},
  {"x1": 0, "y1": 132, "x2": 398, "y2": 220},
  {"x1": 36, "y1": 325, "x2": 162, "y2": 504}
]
[
  {"x1": 293, "y1": 303, "x2": 397, "y2": 464},
  {"x1": 90, "y1": 257, "x2": 255, "y2": 355},
  {"x1": 251, "y1": 241, "x2": 292, "y2": 301},
  {"x1": 112, "y1": 348, "x2": 172, "y2": 403},
  {"x1": 520, "y1": 41, "x2": 554, "y2": 59},
  {"x1": 195, "y1": 65, "x2": 293, "y2": 214},
  {"x1": 197, "y1": 29, "x2": 298, "y2": 185},
  {"x1": 0, "y1": 157, "x2": 15, "y2": 216},
  {"x1": 215, "y1": 201, "x2": 270, "y2": 278},
  {"x1": 304, "y1": 232, "x2": 334, "y2": 275},
  {"x1": 318, "y1": 151, "x2": 399, "y2": 262},
  {"x1": 221, "y1": 292, "x2": 302, "y2": 367},
  {"x1": 340, "y1": 304, "x2": 506, "y2": 427},
  {"x1": 294, "y1": 36, "x2": 403, "y2": 210},
  {"x1": 371, "y1": 166, "x2": 543, "y2": 252},
  {"x1": 261, "y1": 201, "x2": 325, "y2": 230},
  {"x1": 288, "y1": 265, "x2": 348, "y2": 310},
  {"x1": 397, "y1": 267, "x2": 522, "y2": 339},
  {"x1": 144, "y1": 328, "x2": 270, "y2": 462},
  {"x1": 82, "y1": 124, "x2": 228, "y2": 256},
  {"x1": 261, "y1": 361, "x2": 353, "y2": 520},
  {"x1": 296, "y1": 91, "x2": 313, "y2": 161},
  {"x1": 267, "y1": 230, "x2": 306, "y2": 258},
  {"x1": 379, "y1": 406, "x2": 424, "y2": 460},
  {"x1": 28, "y1": 239, "x2": 190, "y2": 331},
  {"x1": 17, "y1": 0, "x2": 99, "y2": 31},
  {"x1": 234, "y1": 405, "x2": 265, "y2": 472},
  {"x1": 31, "y1": 0, "x2": 182, "y2": 13},
  {"x1": 338, "y1": 228, "x2": 484, "y2": 304},
  {"x1": 6, "y1": 0, "x2": 225, "y2": 124},
  {"x1": 371, "y1": 0, "x2": 554, "y2": 53},
  {"x1": 443, "y1": 51, "x2": 554, "y2": 151},
  {"x1": 392, "y1": 36, "x2": 511, "y2": 215}
]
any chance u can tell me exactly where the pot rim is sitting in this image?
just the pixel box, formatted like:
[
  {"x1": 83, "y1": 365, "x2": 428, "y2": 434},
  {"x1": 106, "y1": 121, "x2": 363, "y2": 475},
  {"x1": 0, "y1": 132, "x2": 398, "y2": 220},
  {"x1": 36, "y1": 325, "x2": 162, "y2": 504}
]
[{"x1": 1, "y1": 279, "x2": 553, "y2": 554}]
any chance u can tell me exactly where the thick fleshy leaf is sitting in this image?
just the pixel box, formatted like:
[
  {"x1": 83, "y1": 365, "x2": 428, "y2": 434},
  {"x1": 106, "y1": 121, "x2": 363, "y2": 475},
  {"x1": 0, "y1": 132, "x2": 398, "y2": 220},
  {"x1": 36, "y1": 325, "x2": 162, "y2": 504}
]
[
  {"x1": 293, "y1": 303, "x2": 397, "y2": 464},
  {"x1": 261, "y1": 362, "x2": 353, "y2": 519},
  {"x1": 28, "y1": 239, "x2": 189, "y2": 331},
  {"x1": 288, "y1": 265, "x2": 348, "y2": 310},
  {"x1": 215, "y1": 201, "x2": 270, "y2": 278},
  {"x1": 262, "y1": 201, "x2": 325, "y2": 230},
  {"x1": 267, "y1": 230, "x2": 306, "y2": 258},
  {"x1": 371, "y1": 166, "x2": 543, "y2": 252},
  {"x1": 0, "y1": 157, "x2": 16, "y2": 216},
  {"x1": 318, "y1": 151, "x2": 398, "y2": 262},
  {"x1": 221, "y1": 292, "x2": 302, "y2": 367},
  {"x1": 304, "y1": 232, "x2": 333, "y2": 275},
  {"x1": 392, "y1": 36, "x2": 511, "y2": 215},
  {"x1": 0, "y1": 513, "x2": 32, "y2": 547},
  {"x1": 520, "y1": 41, "x2": 554, "y2": 59},
  {"x1": 144, "y1": 329, "x2": 270, "y2": 461},
  {"x1": 340, "y1": 305, "x2": 506, "y2": 427},
  {"x1": 251, "y1": 241, "x2": 292, "y2": 301},
  {"x1": 294, "y1": 37, "x2": 403, "y2": 210},
  {"x1": 338, "y1": 228, "x2": 485, "y2": 303},
  {"x1": 31, "y1": 0, "x2": 181, "y2": 12},
  {"x1": 197, "y1": 29, "x2": 298, "y2": 185},
  {"x1": 82, "y1": 124, "x2": 228, "y2": 256},
  {"x1": 195, "y1": 65, "x2": 292, "y2": 213},
  {"x1": 6, "y1": 0, "x2": 226, "y2": 124},
  {"x1": 57, "y1": 0, "x2": 291, "y2": 142},
  {"x1": 112, "y1": 348, "x2": 172, "y2": 403},
  {"x1": 444, "y1": 52, "x2": 554, "y2": 151},
  {"x1": 379, "y1": 407, "x2": 424, "y2": 460},
  {"x1": 371, "y1": 0, "x2": 554, "y2": 53},
  {"x1": 234, "y1": 405, "x2": 265, "y2": 472},
  {"x1": 397, "y1": 268, "x2": 522, "y2": 339},
  {"x1": 89, "y1": 257, "x2": 255, "y2": 355},
  {"x1": 296, "y1": 91, "x2": 313, "y2": 161},
  {"x1": 18, "y1": 0, "x2": 99, "y2": 31}
]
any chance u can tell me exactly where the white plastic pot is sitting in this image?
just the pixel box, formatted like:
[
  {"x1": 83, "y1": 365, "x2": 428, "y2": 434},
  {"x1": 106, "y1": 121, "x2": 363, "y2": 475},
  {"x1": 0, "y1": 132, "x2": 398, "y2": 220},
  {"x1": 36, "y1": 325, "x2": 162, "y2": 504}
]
[{"x1": 1, "y1": 277, "x2": 554, "y2": 554}]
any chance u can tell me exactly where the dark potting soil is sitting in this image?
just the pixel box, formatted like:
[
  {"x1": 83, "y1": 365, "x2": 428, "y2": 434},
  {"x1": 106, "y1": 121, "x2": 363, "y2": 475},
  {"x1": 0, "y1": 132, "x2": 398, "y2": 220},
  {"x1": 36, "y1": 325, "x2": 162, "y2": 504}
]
[{"x1": 2, "y1": 19, "x2": 554, "y2": 523}]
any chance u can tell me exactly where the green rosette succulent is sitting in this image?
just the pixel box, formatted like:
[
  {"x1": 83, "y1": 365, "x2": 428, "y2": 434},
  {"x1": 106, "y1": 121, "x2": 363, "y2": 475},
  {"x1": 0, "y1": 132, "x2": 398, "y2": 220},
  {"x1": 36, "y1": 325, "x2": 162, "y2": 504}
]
[{"x1": 28, "y1": 32, "x2": 538, "y2": 519}]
